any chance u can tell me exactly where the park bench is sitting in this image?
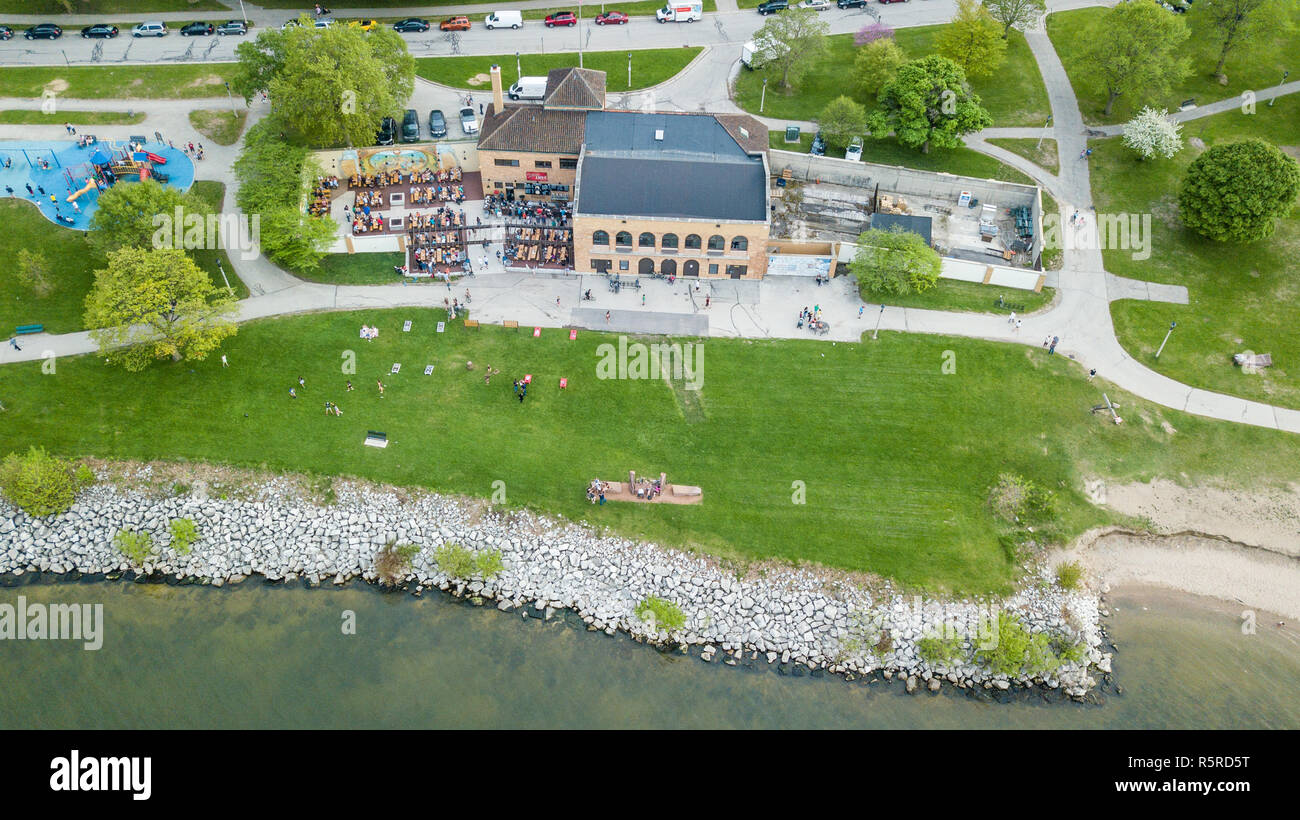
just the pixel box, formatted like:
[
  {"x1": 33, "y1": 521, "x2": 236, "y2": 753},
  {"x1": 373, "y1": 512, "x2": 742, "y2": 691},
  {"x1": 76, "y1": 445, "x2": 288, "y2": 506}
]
[
  {"x1": 503, "y1": 320, "x2": 519, "y2": 330},
  {"x1": 14, "y1": 324, "x2": 43, "y2": 335},
  {"x1": 463, "y1": 319, "x2": 479, "y2": 329}
]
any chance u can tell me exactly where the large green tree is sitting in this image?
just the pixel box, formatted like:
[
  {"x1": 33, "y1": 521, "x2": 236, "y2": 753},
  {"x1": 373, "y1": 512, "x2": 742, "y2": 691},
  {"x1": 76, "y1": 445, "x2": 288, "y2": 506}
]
[
  {"x1": 1081, "y1": 0, "x2": 1191, "y2": 117},
  {"x1": 259, "y1": 207, "x2": 338, "y2": 273},
  {"x1": 818, "y1": 96, "x2": 868, "y2": 149},
  {"x1": 855, "y1": 38, "x2": 907, "y2": 99},
  {"x1": 1190, "y1": 0, "x2": 1292, "y2": 77},
  {"x1": 231, "y1": 16, "x2": 415, "y2": 146},
  {"x1": 850, "y1": 226, "x2": 942, "y2": 296},
  {"x1": 1178, "y1": 139, "x2": 1300, "y2": 243},
  {"x1": 938, "y1": 0, "x2": 1007, "y2": 80},
  {"x1": 752, "y1": 7, "x2": 831, "y2": 91},
  {"x1": 233, "y1": 121, "x2": 312, "y2": 216},
  {"x1": 981, "y1": 0, "x2": 1046, "y2": 38},
  {"x1": 88, "y1": 179, "x2": 211, "y2": 255},
  {"x1": 867, "y1": 56, "x2": 993, "y2": 153},
  {"x1": 84, "y1": 247, "x2": 238, "y2": 371}
]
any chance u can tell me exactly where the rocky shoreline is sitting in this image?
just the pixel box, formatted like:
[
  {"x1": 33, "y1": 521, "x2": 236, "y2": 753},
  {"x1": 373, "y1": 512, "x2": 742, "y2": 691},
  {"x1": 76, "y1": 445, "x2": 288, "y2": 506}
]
[{"x1": 0, "y1": 465, "x2": 1108, "y2": 698}]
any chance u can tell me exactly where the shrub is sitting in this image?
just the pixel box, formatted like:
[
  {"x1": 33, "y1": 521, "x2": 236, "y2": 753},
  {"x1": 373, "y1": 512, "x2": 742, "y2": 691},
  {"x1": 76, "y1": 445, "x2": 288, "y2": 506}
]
[
  {"x1": 114, "y1": 529, "x2": 154, "y2": 565},
  {"x1": 475, "y1": 549, "x2": 504, "y2": 579},
  {"x1": 433, "y1": 543, "x2": 477, "y2": 579},
  {"x1": 168, "y1": 518, "x2": 200, "y2": 555},
  {"x1": 376, "y1": 541, "x2": 421, "y2": 586},
  {"x1": 0, "y1": 447, "x2": 94, "y2": 517},
  {"x1": 917, "y1": 633, "x2": 965, "y2": 665},
  {"x1": 991, "y1": 473, "x2": 1058, "y2": 526},
  {"x1": 1055, "y1": 561, "x2": 1084, "y2": 590},
  {"x1": 1178, "y1": 139, "x2": 1300, "y2": 243},
  {"x1": 635, "y1": 596, "x2": 686, "y2": 633},
  {"x1": 978, "y1": 613, "x2": 1061, "y2": 677}
]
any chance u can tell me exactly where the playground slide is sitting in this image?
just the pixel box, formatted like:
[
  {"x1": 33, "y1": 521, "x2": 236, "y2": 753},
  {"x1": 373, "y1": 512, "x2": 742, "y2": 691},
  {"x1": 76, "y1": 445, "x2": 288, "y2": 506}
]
[
  {"x1": 66, "y1": 177, "x2": 96, "y2": 203},
  {"x1": 143, "y1": 152, "x2": 167, "y2": 165}
]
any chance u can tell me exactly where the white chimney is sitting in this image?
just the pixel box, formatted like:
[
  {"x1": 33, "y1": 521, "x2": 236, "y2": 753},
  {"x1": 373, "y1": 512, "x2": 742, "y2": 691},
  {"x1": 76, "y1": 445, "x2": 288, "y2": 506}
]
[{"x1": 490, "y1": 64, "x2": 504, "y2": 116}]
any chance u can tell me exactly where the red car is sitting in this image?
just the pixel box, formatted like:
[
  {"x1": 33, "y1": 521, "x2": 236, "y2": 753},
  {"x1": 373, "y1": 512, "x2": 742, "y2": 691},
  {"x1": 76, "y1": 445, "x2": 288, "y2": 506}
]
[
  {"x1": 544, "y1": 12, "x2": 578, "y2": 27},
  {"x1": 594, "y1": 11, "x2": 629, "y2": 24}
]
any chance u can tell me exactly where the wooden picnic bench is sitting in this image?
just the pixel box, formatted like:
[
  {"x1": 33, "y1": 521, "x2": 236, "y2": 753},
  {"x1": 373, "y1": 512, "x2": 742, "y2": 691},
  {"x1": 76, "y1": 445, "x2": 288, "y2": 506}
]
[
  {"x1": 503, "y1": 320, "x2": 519, "y2": 330},
  {"x1": 14, "y1": 324, "x2": 43, "y2": 335},
  {"x1": 463, "y1": 319, "x2": 479, "y2": 329}
]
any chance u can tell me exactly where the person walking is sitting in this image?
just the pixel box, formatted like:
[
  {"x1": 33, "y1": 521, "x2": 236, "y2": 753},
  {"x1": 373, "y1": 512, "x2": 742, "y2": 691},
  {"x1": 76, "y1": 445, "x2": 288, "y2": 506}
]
[
  {"x1": 605, "y1": 310, "x2": 611, "y2": 324},
  {"x1": 1088, "y1": 368, "x2": 1097, "y2": 381},
  {"x1": 705, "y1": 296, "x2": 711, "y2": 308},
  {"x1": 9, "y1": 337, "x2": 20, "y2": 351},
  {"x1": 289, "y1": 387, "x2": 297, "y2": 399},
  {"x1": 346, "y1": 380, "x2": 354, "y2": 392},
  {"x1": 298, "y1": 376, "x2": 306, "y2": 389},
  {"x1": 1014, "y1": 318, "x2": 1022, "y2": 334},
  {"x1": 377, "y1": 379, "x2": 385, "y2": 398},
  {"x1": 1008, "y1": 311, "x2": 1016, "y2": 326},
  {"x1": 24, "y1": 183, "x2": 33, "y2": 196},
  {"x1": 641, "y1": 293, "x2": 646, "y2": 307},
  {"x1": 221, "y1": 354, "x2": 228, "y2": 367},
  {"x1": 1048, "y1": 335, "x2": 1059, "y2": 355}
]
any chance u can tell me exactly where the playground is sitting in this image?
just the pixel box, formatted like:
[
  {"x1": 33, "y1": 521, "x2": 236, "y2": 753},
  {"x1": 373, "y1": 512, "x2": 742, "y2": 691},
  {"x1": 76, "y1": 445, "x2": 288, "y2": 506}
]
[{"x1": 0, "y1": 138, "x2": 194, "y2": 230}]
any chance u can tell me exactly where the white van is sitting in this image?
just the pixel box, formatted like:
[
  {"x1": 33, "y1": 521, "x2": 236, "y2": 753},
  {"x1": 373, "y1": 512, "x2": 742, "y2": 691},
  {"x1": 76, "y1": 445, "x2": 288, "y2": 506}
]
[
  {"x1": 508, "y1": 76, "x2": 548, "y2": 101},
  {"x1": 132, "y1": 22, "x2": 168, "y2": 37},
  {"x1": 485, "y1": 10, "x2": 523, "y2": 29},
  {"x1": 656, "y1": 2, "x2": 702, "y2": 22}
]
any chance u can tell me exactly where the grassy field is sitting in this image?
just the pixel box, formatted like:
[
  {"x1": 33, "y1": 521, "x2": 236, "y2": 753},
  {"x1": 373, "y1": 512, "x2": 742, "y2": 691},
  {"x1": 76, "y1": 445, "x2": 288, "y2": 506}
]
[
  {"x1": 188, "y1": 181, "x2": 250, "y2": 301},
  {"x1": 292, "y1": 252, "x2": 406, "y2": 285},
  {"x1": 4, "y1": 311, "x2": 1300, "y2": 594},
  {"x1": 188, "y1": 109, "x2": 248, "y2": 146},
  {"x1": 0, "y1": 111, "x2": 145, "y2": 126},
  {"x1": 416, "y1": 47, "x2": 702, "y2": 92},
  {"x1": 1093, "y1": 97, "x2": 1300, "y2": 409},
  {"x1": 862, "y1": 279, "x2": 1053, "y2": 316},
  {"x1": 1047, "y1": 7, "x2": 1300, "y2": 125},
  {"x1": 0, "y1": 66, "x2": 230, "y2": 101},
  {"x1": 987, "y1": 138, "x2": 1059, "y2": 176},
  {"x1": 767, "y1": 131, "x2": 1037, "y2": 185},
  {"x1": 735, "y1": 27, "x2": 1050, "y2": 129},
  {"x1": 0, "y1": 0, "x2": 223, "y2": 11}
]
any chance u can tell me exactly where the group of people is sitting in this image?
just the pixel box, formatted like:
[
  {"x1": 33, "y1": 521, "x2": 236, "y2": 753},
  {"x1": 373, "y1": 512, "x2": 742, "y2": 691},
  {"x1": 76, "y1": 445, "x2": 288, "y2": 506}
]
[
  {"x1": 408, "y1": 207, "x2": 466, "y2": 231},
  {"x1": 355, "y1": 189, "x2": 385, "y2": 209},
  {"x1": 411, "y1": 244, "x2": 465, "y2": 273},
  {"x1": 796, "y1": 305, "x2": 823, "y2": 330},
  {"x1": 512, "y1": 378, "x2": 529, "y2": 404},
  {"x1": 483, "y1": 195, "x2": 571, "y2": 227},
  {"x1": 308, "y1": 176, "x2": 338, "y2": 217},
  {"x1": 350, "y1": 211, "x2": 385, "y2": 234},
  {"x1": 358, "y1": 325, "x2": 380, "y2": 340},
  {"x1": 74, "y1": 134, "x2": 97, "y2": 149},
  {"x1": 407, "y1": 183, "x2": 466, "y2": 205},
  {"x1": 348, "y1": 170, "x2": 402, "y2": 189},
  {"x1": 182, "y1": 141, "x2": 205, "y2": 161},
  {"x1": 586, "y1": 480, "x2": 608, "y2": 506}
]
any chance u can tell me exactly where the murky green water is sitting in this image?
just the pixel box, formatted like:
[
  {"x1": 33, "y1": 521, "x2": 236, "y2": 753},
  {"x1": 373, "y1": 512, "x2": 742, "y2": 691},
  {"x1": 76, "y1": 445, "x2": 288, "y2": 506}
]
[{"x1": 2, "y1": 579, "x2": 1297, "y2": 729}]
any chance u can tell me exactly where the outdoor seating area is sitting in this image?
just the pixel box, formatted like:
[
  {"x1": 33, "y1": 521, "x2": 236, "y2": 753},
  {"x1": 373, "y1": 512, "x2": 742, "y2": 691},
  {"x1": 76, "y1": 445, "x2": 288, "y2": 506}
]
[{"x1": 587, "y1": 470, "x2": 703, "y2": 505}]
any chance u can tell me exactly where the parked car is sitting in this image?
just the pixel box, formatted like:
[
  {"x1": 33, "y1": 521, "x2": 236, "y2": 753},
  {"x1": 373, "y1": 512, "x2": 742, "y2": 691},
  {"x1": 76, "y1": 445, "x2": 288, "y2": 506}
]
[
  {"x1": 594, "y1": 11, "x2": 629, "y2": 24},
  {"x1": 877, "y1": 0, "x2": 909, "y2": 4},
  {"x1": 80, "y1": 24, "x2": 119, "y2": 39},
  {"x1": 440, "y1": 16, "x2": 471, "y2": 31},
  {"x1": 352, "y1": 19, "x2": 378, "y2": 31},
  {"x1": 756, "y1": 0, "x2": 788, "y2": 14},
  {"x1": 459, "y1": 107, "x2": 478, "y2": 135},
  {"x1": 216, "y1": 21, "x2": 248, "y2": 36},
  {"x1": 545, "y1": 12, "x2": 578, "y2": 27},
  {"x1": 132, "y1": 22, "x2": 168, "y2": 37},
  {"x1": 23, "y1": 24, "x2": 63, "y2": 40},
  {"x1": 0, "y1": 26, "x2": 12, "y2": 41},
  {"x1": 845, "y1": 136, "x2": 863, "y2": 162},
  {"x1": 393, "y1": 18, "x2": 431, "y2": 33},
  {"x1": 798, "y1": 0, "x2": 831, "y2": 10},
  {"x1": 484, "y1": 11, "x2": 523, "y2": 29},
  {"x1": 401, "y1": 109, "x2": 420, "y2": 142},
  {"x1": 376, "y1": 116, "x2": 397, "y2": 146},
  {"x1": 314, "y1": 19, "x2": 332, "y2": 28},
  {"x1": 810, "y1": 132, "x2": 826, "y2": 156},
  {"x1": 837, "y1": 0, "x2": 867, "y2": 7},
  {"x1": 429, "y1": 109, "x2": 447, "y2": 138},
  {"x1": 180, "y1": 22, "x2": 214, "y2": 36}
]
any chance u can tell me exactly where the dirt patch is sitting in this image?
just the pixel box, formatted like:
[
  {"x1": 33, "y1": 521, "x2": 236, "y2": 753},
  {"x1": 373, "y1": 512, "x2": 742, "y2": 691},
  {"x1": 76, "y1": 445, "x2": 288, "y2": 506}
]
[
  {"x1": 466, "y1": 73, "x2": 490, "y2": 87},
  {"x1": 43, "y1": 79, "x2": 69, "y2": 94},
  {"x1": 185, "y1": 74, "x2": 226, "y2": 88},
  {"x1": 1280, "y1": 146, "x2": 1300, "y2": 161}
]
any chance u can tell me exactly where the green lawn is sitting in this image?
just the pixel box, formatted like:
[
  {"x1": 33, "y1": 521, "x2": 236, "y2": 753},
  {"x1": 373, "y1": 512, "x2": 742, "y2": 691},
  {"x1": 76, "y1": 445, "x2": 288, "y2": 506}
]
[
  {"x1": 862, "y1": 279, "x2": 1053, "y2": 315},
  {"x1": 767, "y1": 131, "x2": 1038, "y2": 186},
  {"x1": 188, "y1": 109, "x2": 248, "y2": 147},
  {"x1": 987, "y1": 138, "x2": 1059, "y2": 176},
  {"x1": 189, "y1": 181, "x2": 250, "y2": 301},
  {"x1": 416, "y1": 47, "x2": 702, "y2": 93},
  {"x1": 1093, "y1": 97, "x2": 1300, "y2": 409},
  {"x1": 292, "y1": 252, "x2": 406, "y2": 285},
  {"x1": 0, "y1": 0, "x2": 222, "y2": 10},
  {"x1": 0, "y1": 66, "x2": 230, "y2": 100},
  {"x1": 4, "y1": 312, "x2": 1300, "y2": 594},
  {"x1": 736, "y1": 27, "x2": 1050, "y2": 128},
  {"x1": 1047, "y1": 6, "x2": 1300, "y2": 125},
  {"x1": 0, "y1": 111, "x2": 145, "y2": 126}
]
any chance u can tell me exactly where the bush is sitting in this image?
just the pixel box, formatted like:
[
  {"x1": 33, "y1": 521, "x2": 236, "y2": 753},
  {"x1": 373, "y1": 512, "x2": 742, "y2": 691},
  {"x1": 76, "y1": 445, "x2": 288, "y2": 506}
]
[
  {"x1": 978, "y1": 613, "x2": 1060, "y2": 677},
  {"x1": 114, "y1": 529, "x2": 154, "y2": 565},
  {"x1": 1055, "y1": 561, "x2": 1084, "y2": 590},
  {"x1": 376, "y1": 541, "x2": 422, "y2": 586},
  {"x1": 635, "y1": 596, "x2": 686, "y2": 633},
  {"x1": 475, "y1": 549, "x2": 504, "y2": 579},
  {"x1": 1178, "y1": 139, "x2": 1300, "y2": 243},
  {"x1": 168, "y1": 518, "x2": 200, "y2": 555},
  {"x1": 0, "y1": 447, "x2": 94, "y2": 517},
  {"x1": 991, "y1": 473, "x2": 1058, "y2": 526},
  {"x1": 433, "y1": 543, "x2": 477, "y2": 579},
  {"x1": 917, "y1": 633, "x2": 965, "y2": 665}
]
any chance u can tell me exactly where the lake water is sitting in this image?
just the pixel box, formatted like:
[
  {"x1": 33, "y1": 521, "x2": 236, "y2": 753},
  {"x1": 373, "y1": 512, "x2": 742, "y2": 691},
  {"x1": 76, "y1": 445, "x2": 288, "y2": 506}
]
[{"x1": 2, "y1": 578, "x2": 1298, "y2": 729}]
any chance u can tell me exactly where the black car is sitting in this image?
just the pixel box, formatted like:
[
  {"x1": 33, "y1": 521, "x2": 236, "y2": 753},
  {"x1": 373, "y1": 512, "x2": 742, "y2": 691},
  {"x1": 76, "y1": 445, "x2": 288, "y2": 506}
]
[
  {"x1": 0, "y1": 26, "x2": 13, "y2": 41},
  {"x1": 393, "y1": 18, "x2": 431, "y2": 33},
  {"x1": 24, "y1": 23, "x2": 63, "y2": 40},
  {"x1": 428, "y1": 109, "x2": 447, "y2": 138},
  {"x1": 216, "y1": 21, "x2": 248, "y2": 36},
  {"x1": 401, "y1": 109, "x2": 420, "y2": 143},
  {"x1": 376, "y1": 116, "x2": 397, "y2": 146},
  {"x1": 80, "y1": 24, "x2": 119, "y2": 39},
  {"x1": 180, "y1": 22, "x2": 215, "y2": 36},
  {"x1": 757, "y1": 0, "x2": 788, "y2": 13},
  {"x1": 837, "y1": 0, "x2": 867, "y2": 7}
]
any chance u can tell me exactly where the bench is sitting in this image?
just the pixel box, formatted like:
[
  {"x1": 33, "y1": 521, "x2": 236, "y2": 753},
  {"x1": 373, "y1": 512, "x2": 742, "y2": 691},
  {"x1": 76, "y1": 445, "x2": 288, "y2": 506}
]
[
  {"x1": 14, "y1": 324, "x2": 43, "y2": 335},
  {"x1": 463, "y1": 319, "x2": 480, "y2": 329},
  {"x1": 503, "y1": 320, "x2": 519, "y2": 330}
]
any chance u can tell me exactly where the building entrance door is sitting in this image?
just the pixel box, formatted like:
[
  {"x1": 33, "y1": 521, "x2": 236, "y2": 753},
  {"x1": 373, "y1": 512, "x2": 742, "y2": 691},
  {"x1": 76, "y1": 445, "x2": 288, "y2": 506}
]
[{"x1": 683, "y1": 260, "x2": 699, "y2": 277}]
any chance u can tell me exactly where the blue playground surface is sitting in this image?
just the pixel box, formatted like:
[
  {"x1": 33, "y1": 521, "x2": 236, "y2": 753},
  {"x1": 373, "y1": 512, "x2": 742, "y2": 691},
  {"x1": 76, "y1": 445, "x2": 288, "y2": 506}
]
[{"x1": 0, "y1": 139, "x2": 195, "y2": 231}]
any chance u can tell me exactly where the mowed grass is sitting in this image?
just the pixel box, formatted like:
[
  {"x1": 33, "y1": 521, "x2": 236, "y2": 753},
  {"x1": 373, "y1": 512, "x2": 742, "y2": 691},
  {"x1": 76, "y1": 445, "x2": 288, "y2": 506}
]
[
  {"x1": 1093, "y1": 97, "x2": 1300, "y2": 409},
  {"x1": 766, "y1": 129, "x2": 1037, "y2": 184},
  {"x1": 5, "y1": 311, "x2": 1300, "y2": 594},
  {"x1": 735, "y1": 27, "x2": 1050, "y2": 128},
  {"x1": 1047, "y1": 6, "x2": 1300, "y2": 125},
  {"x1": 863, "y1": 279, "x2": 1054, "y2": 315},
  {"x1": 0, "y1": 0, "x2": 223, "y2": 10},
  {"x1": 987, "y1": 138, "x2": 1059, "y2": 176},
  {"x1": 292, "y1": 252, "x2": 406, "y2": 285},
  {"x1": 188, "y1": 110, "x2": 248, "y2": 147},
  {"x1": 0, "y1": 66, "x2": 230, "y2": 100},
  {"x1": 0, "y1": 111, "x2": 145, "y2": 126},
  {"x1": 416, "y1": 48, "x2": 703, "y2": 93}
]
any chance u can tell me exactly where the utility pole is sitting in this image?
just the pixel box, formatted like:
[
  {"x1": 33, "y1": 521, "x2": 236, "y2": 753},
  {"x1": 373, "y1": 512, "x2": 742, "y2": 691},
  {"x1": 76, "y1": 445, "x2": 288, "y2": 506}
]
[
  {"x1": 578, "y1": 0, "x2": 583, "y2": 69},
  {"x1": 1154, "y1": 321, "x2": 1176, "y2": 360},
  {"x1": 239, "y1": 0, "x2": 248, "y2": 24},
  {"x1": 1036, "y1": 114, "x2": 1052, "y2": 151},
  {"x1": 760, "y1": 78, "x2": 768, "y2": 113},
  {"x1": 627, "y1": 52, "x2": 632, "y2": 89},
  {"x1": 1268, "y1": 70, "x2": 1289, "y2": 107},
  {"x1": 224, "y1": 81, "x2": 237, "y2": 113},
  {"x1": 872, "y1": 304, "x2": 884, "y2": 340},
  {"x1": 516, "y1": 51, "x2": 522, "y2": 83}
]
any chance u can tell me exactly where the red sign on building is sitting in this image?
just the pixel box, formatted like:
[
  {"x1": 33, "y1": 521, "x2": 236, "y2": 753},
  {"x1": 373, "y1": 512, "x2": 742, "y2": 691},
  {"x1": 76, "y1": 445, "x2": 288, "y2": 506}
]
[{"x1": 526, "y1": 171, "x2": 548, "y2": 182}]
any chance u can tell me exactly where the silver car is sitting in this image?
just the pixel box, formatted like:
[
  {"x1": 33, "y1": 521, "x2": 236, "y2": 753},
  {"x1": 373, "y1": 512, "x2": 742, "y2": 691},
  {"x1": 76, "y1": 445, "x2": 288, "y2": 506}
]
[{"x1": 459, "y1": 107, "x2": 478, "y2": 135}]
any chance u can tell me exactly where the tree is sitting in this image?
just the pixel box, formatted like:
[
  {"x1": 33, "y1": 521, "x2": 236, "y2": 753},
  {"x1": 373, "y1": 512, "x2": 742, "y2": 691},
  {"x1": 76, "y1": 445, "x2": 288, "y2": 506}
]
[
  {"x1": 232, "y1": 17, "x2": 415, "y2": 146},
  {"x1": 753, "y1": 7, "x2": 830, "y2": 91},
  {"x1": 855, "y1": 38, "x2": 907, "y2": 99},
  {"x1": 938, "y1": 0, "x2": 1007, "y2": 80},
  {"x1": 15, "y1": 249, "x2": 53, "y2": 297},
  {"x1": 1082, "y1": 0, "x2": 1191, "y2": 117},
  {"x1": 854, "y1": 21, "x2": 894, "y2": 47},
  {"x1": 819, "y1": 96, "x2": 868, "y2": 149},
  {"x1": 850, "y1": 226, "x2": 942, "y2": 295},
  {"x1": 88, "y1": 179, "x2": 211, "y2": 255},
  {"x1": 84, "y1": 247, "x2": 237, "y2": 371},
  {"x1": 867, "y1": 56, "x2": 993, "y2": 153},
  {"x1": 1178, "y1": 139, "x2": 1300, "y2": 243},
  {"x1": 981, "y1": 0, "x2": 1046, "y2": 38},
  {"x1": 233, "y1": 121, "x2": 311, "y2": 216},
  {"x1": 258, "y1": 206, "x2": 338, "y2": 272},
  {"x1": 1121, "y1": 107, "x2": 1184, "y2": 160},
  {"x1": 1191, "y1": 0, "x2": 1291, "y2": 77}
]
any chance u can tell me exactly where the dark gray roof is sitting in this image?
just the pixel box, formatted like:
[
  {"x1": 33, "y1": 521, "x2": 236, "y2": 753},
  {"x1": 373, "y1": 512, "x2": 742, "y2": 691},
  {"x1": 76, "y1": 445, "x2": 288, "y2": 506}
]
[
  {"x1": 576, "y1": 111, "x2": 767, "y2": 221},
  {"x1": 870, "y1": 213, "x2": 933, "y2": 247}
]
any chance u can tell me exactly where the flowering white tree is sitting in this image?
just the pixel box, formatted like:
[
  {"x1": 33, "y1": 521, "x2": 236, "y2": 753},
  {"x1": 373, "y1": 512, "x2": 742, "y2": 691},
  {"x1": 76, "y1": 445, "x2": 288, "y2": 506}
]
[{"x1": 1121, "y1": 107, "x2": 1184, "y2": 160}]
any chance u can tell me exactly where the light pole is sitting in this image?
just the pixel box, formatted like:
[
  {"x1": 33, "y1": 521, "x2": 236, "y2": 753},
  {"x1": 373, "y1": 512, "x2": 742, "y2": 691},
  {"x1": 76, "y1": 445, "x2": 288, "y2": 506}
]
[
  {"x1": 872, "y1": 304, "x2": 884, "y2": 340},
  {"x1": 627, "y1": 52, "x2": 632, "y2": 89},
  {"x1": 516, "y1": 51, "x2": 522, "y2": 83},
  {"x1": 1154, "y1": 321, "x2": 1176, "y2": 360},
  {"x1": 760, "y1": 78, "x2": 768, "y2": 114},
  {"x1": 578, "y1": 0, "x2": 583, "y2": 69},
  {"x1": 223, "y1": 81, "x2": 237, "y2": 113},
  {"x1": 216, "y1": 258, "x2": 234, "y2": 297},
  {"x1": 1036, "y1": 113, "x2": 1053, "y2": 151},
  {"x1": 239, "y1": 0, "x2": 247, "y2": 24},
  {"x1": 1268, "y1": 69, "x2": 1289, "y2": 107}
]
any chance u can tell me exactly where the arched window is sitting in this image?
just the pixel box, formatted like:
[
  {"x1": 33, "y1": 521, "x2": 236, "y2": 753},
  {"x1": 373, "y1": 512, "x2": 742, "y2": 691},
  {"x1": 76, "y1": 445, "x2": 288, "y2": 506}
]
[
  {"x1": 683, "y1": 260, "x2": 700, "y2": 277},
  {"x1": 660, "y1": 259, "x2": 677, "y2": 276},
  {"x1": 638, "y1": 232, "x2": 655, "y2": 248},
  {"x1": 638, "y1": 258, "x2": 655, "y2": 275},
  {"x1": 684, "y1": 234, "x2": 702, "y2": 250},
  {"x1": 730, "y1": 236, "x2": 748, "y2": 251},
  {"x1": 615, "y1": 231, "x2": 632, "y2": 247},
  {"x1": 592, "y1": 230, "x2": 609, "y2": 246},
  {"x1": 708, "y1": 234, "x2": 725, "y2": 251},
  {"x1": 661, "y1": 233, "x2": 679, "y2": 249}
]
